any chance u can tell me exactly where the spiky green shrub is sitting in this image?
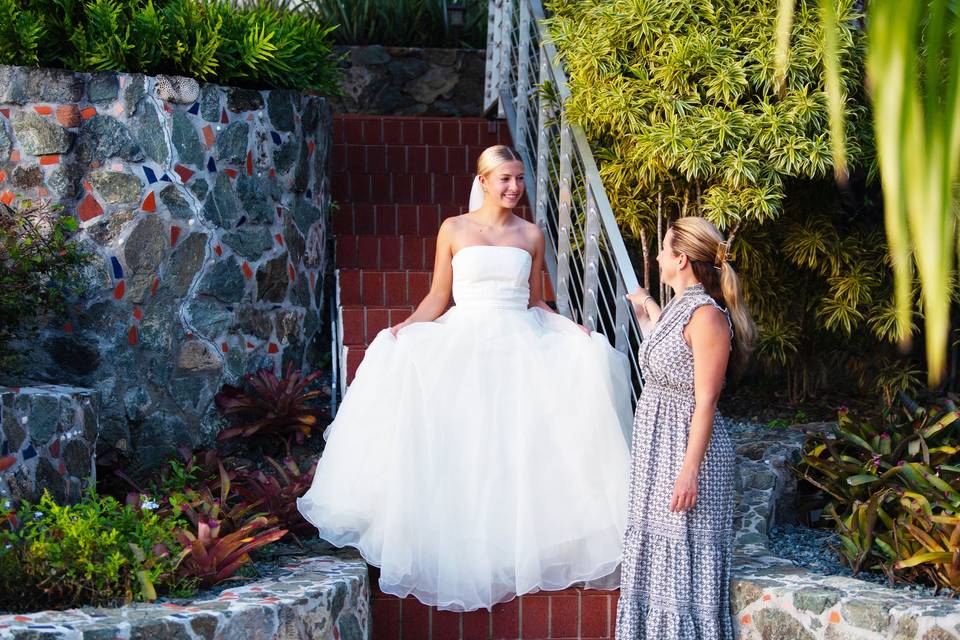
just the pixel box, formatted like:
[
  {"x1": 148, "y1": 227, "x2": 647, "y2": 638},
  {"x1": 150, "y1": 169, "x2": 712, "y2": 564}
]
[
  {"x1": 795, "y1": 396, "x2": 960, "y2": 592},
  {"x1": 0, "y1": 0, "x2": 340, "y2": 92},
  {"x1": 544, "y1": 0, "x2": 923, "y2": 399},
  {"x1": 303, "y1": 0, "x2": 488, "y2": 48}
]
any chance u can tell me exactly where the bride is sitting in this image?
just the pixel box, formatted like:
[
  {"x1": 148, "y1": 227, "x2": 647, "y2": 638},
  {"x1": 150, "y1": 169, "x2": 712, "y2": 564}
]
[{"x1": 297, "y1": 144, "x2": 633, "y2": 612}]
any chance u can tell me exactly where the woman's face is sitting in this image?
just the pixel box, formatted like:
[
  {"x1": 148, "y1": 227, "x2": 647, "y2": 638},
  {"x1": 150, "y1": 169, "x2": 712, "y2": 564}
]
[
  {"x1": 657, "y1": 228, "x2": 685, "y2": 284},
  {"x1": 482, "y1": 160, "x2": 525, "y2": 208}
]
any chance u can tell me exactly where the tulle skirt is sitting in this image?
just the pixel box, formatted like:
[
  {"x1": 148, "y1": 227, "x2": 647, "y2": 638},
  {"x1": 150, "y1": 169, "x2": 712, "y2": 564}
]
[{"x1": 297, "y1": 305, "x2": 633, "y2": 611}]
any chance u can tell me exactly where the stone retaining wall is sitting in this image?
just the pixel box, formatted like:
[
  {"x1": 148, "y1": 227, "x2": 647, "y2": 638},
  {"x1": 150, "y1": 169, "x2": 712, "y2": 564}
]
[
  {"x1": 729, "y1": 421, "x2": 960, "y2": 639},
  {"x1": 0, "y1": 65, "x2": 333, "y2": 471},
  {"x1": 329, "y1": 46, "x2": 485, "y2": 117},
  {"x1": 0, "y1": 385, "x2": 99, "y2": 504},
  {"x1": 0, "y1": 551, "x2": 369, "y2": 639}
]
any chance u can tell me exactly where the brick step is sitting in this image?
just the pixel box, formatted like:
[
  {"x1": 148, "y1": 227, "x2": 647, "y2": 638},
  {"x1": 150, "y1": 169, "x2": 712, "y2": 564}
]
[
  {"x1": 336, "y1": 235, "x2": 436, "y2": 270},
  {"x1": 332, "y1": 204, "x2": 532, "y2": 237},
  {"x1": 371, "y1": 576, "x2": 617, "y2": 640},
  {"x1": 332, "y1": 143, "x2": 497, "y2": 176},
  {"x1": 331, "y1": 171, "x2": 474, "y2": 205},
  {"x1": 339, "y1": 268, "x2": 554, "y2": 307},
  {"x1": 343, "y1": 345, "x2": 366, "y2": 386},
  {"x1": 334, "y1": 114, "x2": 511, "y2": 148},
  {"x1": 341, "y1": 305, "x2": 414, "y2": 346}
]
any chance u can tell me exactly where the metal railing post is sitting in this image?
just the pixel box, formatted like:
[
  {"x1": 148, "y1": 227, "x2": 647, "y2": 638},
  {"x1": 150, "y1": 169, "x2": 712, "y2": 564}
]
[
  {"x1": 582, "y1": 187, "x2": 601, "y2": 331},
  {"x1": 555, "y1": 117, "x2": 573, "y2": 319}
]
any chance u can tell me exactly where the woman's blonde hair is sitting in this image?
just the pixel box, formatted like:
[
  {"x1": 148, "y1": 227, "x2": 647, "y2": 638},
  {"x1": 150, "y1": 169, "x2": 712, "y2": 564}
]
[
  {"x1": 669, "y1": 216, "x2": 756, "y2": 380},
  {"x1": 477, "y1": 145, "x2": 522, "y2": 177}
]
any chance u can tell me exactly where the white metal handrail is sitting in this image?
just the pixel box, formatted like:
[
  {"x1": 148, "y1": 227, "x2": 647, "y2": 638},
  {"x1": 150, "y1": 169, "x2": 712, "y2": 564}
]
[{"x1": 484, "y1": 0, "x2": 646, "y2": 404}]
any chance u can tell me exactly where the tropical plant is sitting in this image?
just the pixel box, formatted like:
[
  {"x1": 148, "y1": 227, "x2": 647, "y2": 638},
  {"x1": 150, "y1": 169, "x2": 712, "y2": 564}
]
[
  {"x1": 543, "y1": 0, "x2": 922, "y2": 400},
  {"x1": 215, "y1": 365, "x2": 327, "y2": 442},
  {"x1": 174, "y1": 514, "x2": 286, "y2": 588},
  {"x1": 794, "y1": 396, "x2": 960, "y2": 591},
  {"x1": 0, "y1": 490, "x2": 183, "y2": 612},
  {"x1": 303, "y1": 0, "x2": 488, "y2": 48},
  {"x1": 0, "y1": 198, "x2": 92, "y2": 371},
  {"x1": 0, "y1": 0, "x2": 340, "y2": 92},
  {"x1": 237, "y1": 455, "x2": 318, "y2": 538},
  {"x1": 775, "y1": 1, "x2": 960, "y2": 385}
]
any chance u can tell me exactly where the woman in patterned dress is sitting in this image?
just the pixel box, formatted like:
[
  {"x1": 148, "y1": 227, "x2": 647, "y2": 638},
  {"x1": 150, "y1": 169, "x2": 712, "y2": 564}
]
[{"x1": 616, "y1": 217, "x2": 756, "y2": 639}]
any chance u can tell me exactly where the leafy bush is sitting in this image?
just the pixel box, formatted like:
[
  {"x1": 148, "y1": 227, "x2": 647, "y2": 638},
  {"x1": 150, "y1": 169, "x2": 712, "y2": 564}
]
[
  {"x1": 543, "y1": 0, "x2": 925, "y2": 400},
  {"x1": 236, "y1": 455, "x2": 319, "y2": 538},
  {"x1": 0, "y1": 0, "x2": 340, "y2": 91},
  {"x1": 0, "y1": 491, "x2": 183, "y2": 612},
  {"x1": 303, "y1": 0, "x2": 487, "y2": 48},
  {"x1": 795, "y1": 396, "x2": 960, "y2": 592},
  {"x1": 215, "y1": 365, "x2": 327, "y2": 442},
  {"x1": 0, "y1": 198, "x2": 92, "y2": 371}
]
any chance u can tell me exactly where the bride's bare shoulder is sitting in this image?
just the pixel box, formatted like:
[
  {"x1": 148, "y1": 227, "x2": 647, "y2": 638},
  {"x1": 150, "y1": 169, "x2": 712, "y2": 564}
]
[{"x1": 515, "y1": 216, "x2": 543, "y2": 239}]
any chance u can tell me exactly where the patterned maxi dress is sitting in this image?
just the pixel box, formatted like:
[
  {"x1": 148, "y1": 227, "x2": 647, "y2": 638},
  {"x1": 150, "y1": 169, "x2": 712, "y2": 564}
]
[{"x1": 615, "y1": 283, "x2": 735, "y2": 640}]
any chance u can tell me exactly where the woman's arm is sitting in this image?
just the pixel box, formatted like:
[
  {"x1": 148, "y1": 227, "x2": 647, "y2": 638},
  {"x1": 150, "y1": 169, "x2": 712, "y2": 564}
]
[
  {"x1": 668, "y1": 305, "x2": 730, "y2": 513},
  {"x1": 390, "y1": 218, "x2": 456, "y2": 335},
  {"x1": 625, "y1": 287, "x2": 661, "y2": 336},
  {"x1": 528, "y1": 227, "x2": 590, "y2": 335}
]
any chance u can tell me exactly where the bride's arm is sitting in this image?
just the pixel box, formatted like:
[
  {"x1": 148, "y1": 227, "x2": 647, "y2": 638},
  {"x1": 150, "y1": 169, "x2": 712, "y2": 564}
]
[
  {"x1": 390, "y1": 219, "x2": 455, "y2": 336},
  {"x1": 528, "y1": 228, "x2": 590, "y2": 335}
]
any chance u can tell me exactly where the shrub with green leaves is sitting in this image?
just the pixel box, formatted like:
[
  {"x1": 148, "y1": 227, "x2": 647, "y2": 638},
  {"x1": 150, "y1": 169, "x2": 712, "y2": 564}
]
[
  {"x1": 795, "y1": 396, "x2": 960, "y2": 592},
  {"x1": 0, "y1": 491, "x2": 185, "y2": 612},
  {"x1": 0, "y1": 0, "x2": 340, "y2": 91},
  {"x1": 544, "y1": 0, "x2": 923, "y2": 400},
  {"x1": 0, "y1": 198, "x2": 92, "y2": 372},
  {"x1": 303, "y1": 0, "x2": 487, "y2": 48}
]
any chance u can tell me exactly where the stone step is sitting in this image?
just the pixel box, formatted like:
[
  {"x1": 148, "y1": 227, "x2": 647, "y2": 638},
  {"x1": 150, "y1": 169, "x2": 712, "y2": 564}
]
[
  {"x1": 331, "y1": 203, "x2": 532, "y2": 237},
  {"x1": 334, "y1": 114, "x2": 511, "y2": 148}
]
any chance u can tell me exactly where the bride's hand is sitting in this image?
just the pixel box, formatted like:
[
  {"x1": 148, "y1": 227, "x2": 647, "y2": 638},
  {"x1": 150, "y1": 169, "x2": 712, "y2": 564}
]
[
  {"x1": 577, "y1": 323, "x2": 591, "y2": 336},
  {"x1": 390, "y1": 320, "x2": 412, "y2": 337}
]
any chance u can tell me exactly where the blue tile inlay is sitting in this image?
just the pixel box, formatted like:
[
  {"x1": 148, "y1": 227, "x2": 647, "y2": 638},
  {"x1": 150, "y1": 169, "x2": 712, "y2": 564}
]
[
  {"x1": 160, "y1": 173, "x2": 172, "y2": 182},
  {"x1": 306, "y1": 189, "x2": 312, "y2": 199},
  {"x1": 22, "y1": 444, "x2": 37, "y2": 460},
  {"x1": 187, "y1": 102, "x2": 200, "y2": 115},
  {"x1": 208, "y1": 157, "x2": 217, "y2": 172},
  {"x1": 143, "y1": 166, "x2": 157, "y2": 184},
  {"x1": 2, "y1": 441, "x2": 9, "y2": 456},
  {"x1": 270, "y1": 131, "x2": 282, "y2": 145},
  {"x1": 110, "y1": 256, "x2": 123, "y2": 279},
  {"x1": 236, "y1": 215, "x2": 247, "y2": 228}
]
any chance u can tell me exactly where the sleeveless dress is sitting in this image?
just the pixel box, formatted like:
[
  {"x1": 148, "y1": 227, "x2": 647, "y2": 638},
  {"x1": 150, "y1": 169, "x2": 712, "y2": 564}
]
[
  {"x1": 615, "y1": 283, "x2": 735, "y2": 639},
  {"x1": 298, "y1": 244, "x2": 633, "y2": 612}
]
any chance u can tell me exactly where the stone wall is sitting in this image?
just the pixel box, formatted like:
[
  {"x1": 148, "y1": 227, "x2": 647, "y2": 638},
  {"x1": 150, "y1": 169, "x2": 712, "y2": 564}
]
[
  {"x1": 329, "y1": 46, "x2": 485, "y2": 117},
  {"x1": 0, "y1": 550, "x2": 369, "y2": 639},
  {"x1": 0, "y1": 385, "x2": 99, "y2": 504},
  {"x1": 0, "y1": 65, "x2": 332, "y2": 471}
]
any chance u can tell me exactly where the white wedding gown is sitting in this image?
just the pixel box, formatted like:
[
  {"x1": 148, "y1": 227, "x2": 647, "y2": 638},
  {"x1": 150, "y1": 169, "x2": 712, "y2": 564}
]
[{"x1": 297, "y1": 244, "x2": 633, "y2": 612}]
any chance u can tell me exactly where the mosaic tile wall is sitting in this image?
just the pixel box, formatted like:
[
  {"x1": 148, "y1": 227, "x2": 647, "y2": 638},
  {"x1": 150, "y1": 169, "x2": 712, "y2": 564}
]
[
  {"x1": 0, "y1": 65, "x2": 332, "y2": 471},
  {"x1": 0, "y1": 385, "x2": 99, "y2": 504}
]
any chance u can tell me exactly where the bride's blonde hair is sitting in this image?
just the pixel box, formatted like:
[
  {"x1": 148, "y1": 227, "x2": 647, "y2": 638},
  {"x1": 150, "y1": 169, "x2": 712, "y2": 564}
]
[
  {"x1": 669, "y1": 216, "x2": 756, "y2": 380},
  {"x1": 477, "y1": 145, "x2": 522, "y2": 176}
]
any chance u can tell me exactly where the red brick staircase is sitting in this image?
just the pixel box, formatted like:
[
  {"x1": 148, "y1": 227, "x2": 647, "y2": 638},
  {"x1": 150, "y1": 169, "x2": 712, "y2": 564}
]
[{"x1": 331, "y1": 114, "x2": 617, "y2": 640}]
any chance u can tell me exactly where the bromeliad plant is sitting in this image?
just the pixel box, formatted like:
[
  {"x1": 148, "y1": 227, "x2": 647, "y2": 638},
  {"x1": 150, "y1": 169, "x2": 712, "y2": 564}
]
[
  {"x1": 215, "y1": 365, "x2": 327, "y2": 442},
  {"x1": 237, "y1": 455, "x2": 319, "y2": 539},
  {"x1": 795, "y1": 395, "x2": 960, "y2": 591}
]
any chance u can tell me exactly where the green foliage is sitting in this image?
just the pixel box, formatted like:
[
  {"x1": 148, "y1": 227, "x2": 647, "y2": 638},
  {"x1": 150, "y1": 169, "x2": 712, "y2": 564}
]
[
  {"x1": 303, "y1": 0, "x2": 488, "y2": 48},
  {"x1": 0, "y1": 198, "x2": 92, "y2": 371},
  {"x1": 0, "y1": 491, "x2": 184, "y2": 612},
  {"x1": 795, "y1": 396, "x2": 960, "y2": 591},
  {"x1": 0, "y1": 0, "x2": 340, "y2": 91},
  {"x1": 544, "y1": 0, "x2": 924, "y2": 400}
]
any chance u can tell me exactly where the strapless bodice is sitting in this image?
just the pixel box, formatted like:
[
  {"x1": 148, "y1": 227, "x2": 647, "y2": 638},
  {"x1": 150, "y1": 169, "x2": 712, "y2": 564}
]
[{"x1": 451, "y1": 245, "x2": 532, "y2": 310}]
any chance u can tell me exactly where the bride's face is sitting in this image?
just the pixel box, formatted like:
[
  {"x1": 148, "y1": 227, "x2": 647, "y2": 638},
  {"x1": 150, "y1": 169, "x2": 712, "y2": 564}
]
[{"x1": 483, "y1": 161, "x2": 525, "y2": 208}]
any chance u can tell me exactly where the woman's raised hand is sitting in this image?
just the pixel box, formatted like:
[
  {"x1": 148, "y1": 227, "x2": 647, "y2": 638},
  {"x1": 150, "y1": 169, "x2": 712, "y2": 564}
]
[
  {"x1": 626, "y1": 286, "x2": 653, "y2": 320},
  {"x1": 390, "y1": 320, "x2": 412, "y2": 337}
]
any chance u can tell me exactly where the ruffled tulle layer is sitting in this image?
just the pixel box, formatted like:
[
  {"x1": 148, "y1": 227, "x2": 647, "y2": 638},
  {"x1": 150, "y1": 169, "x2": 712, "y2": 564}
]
[{"x1": 297, "y1": 305, "x2": 633, "y2": 611}]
